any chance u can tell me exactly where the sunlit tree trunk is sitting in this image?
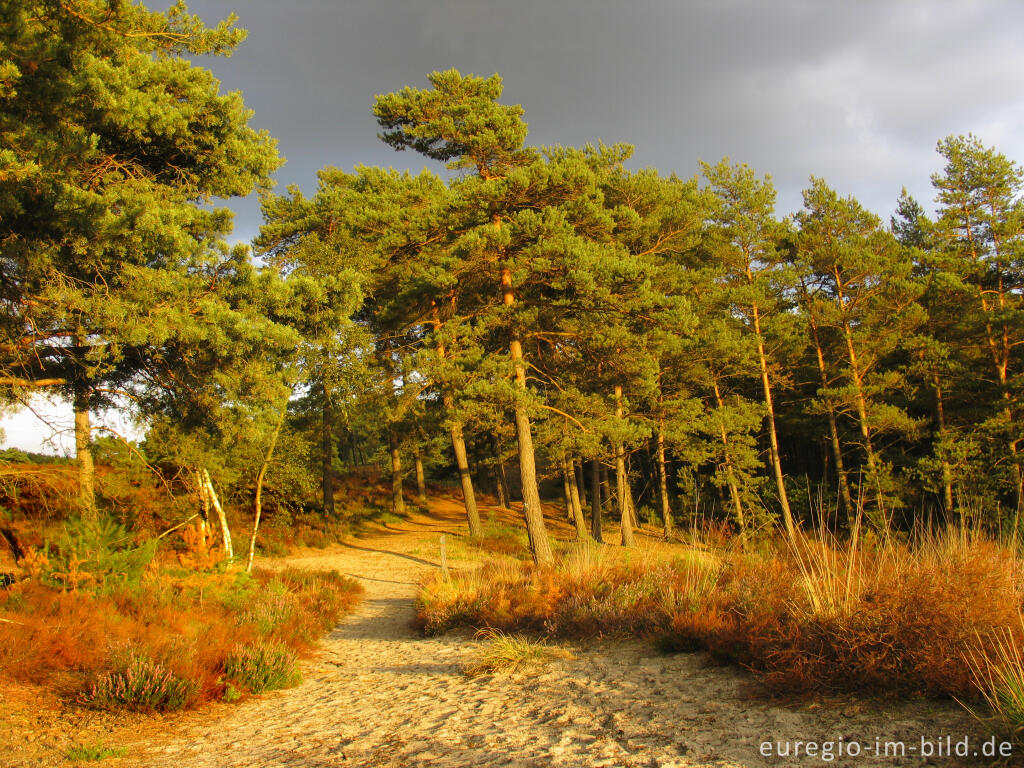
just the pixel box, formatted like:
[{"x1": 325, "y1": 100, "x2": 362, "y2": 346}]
[
  {"x1": 431, "y1": 303, "x2": 482, "y2": 537},
  {"x1": 73, "y1": 380, "x2": 96, "y2": 519},
  {"x1": 807, "y1": 312, "x2": 854, "y2": 525},
  {"x1": 501, "y1": 265, "x2": 552, "y2": 564},
  {"x1": 614, "y1": 384, "x2": 636, "y2": 547},
  {"x1": 711, "y1": 376, "x2": 746, "y2": 535},
  {"x1": 750, "y1": 303, "x2": 796, "y2": 543},
  {"x1": 247, "y1": 401, "x2": 288, "y2": 573},
  {"x1": 563, "y1": 454, "x2": 588, "y2": 540}
]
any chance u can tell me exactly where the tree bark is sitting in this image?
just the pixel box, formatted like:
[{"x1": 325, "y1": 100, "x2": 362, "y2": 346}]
[
  {"x1": 656, "y1": 423, "x2": 673, "y2": 537},
  {"x1": 614, "y1": 384, "x2": 635, "y2": 547},
  {"x1": 574, "y1": 458, "x2": 587, "y2": 510},
  {"x1": 751, "y1": 305, "x2": 797, "y2": 543},
  {"x1": 247, "y1": 401, "x2": 288, "y2": 573},
  {"x1": 389, "y1": 429, "x2": 405, "y2": 515},
  {"x1": 563, "y1": 455, "x2": 588, "y2": 541},
  {"x1": 839, "y1": 308, "x2": 886, "y2": 523},
  {"x1": 932, "y1": 372, "x2": 955, "y2": 519},
  {"x1": 711, "y1": 377, "x2": 746, "y2": 536},
  {"x1": 590, "y1": 457, "x2": 603, "y2": 543},
  {"x1": 450, "y1": 420, "x2": 483, "y2": 537},
  {"x1": 321, "y1": 385, "x2": 335, "y2": 517},
  {"x1": 413, "y1": 443, "x2": 428, "y2": 509},
  {"x1": 807, "y1": 312, "x2": 854, "y2": 525},
  {"x1": 432, "y1": 302, "x2": 482, "y2": 537},
  {"x1": 501, "y1": 266, "x2": 553, "y2": 564},
  {"x1": 73, "y1": 381, "x2": 96, "y2": 519},
  {"x1": 561, "y1": 461, "x2": 574, "y2": 521}
]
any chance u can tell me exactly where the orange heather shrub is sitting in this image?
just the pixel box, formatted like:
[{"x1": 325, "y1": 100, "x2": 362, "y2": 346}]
[{"x1": 0, "y1": 566, "x2": 361, "y2": 707}]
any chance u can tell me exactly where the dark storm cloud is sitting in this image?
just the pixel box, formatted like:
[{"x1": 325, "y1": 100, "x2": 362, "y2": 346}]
[{"x1": 186, "y1": 0, "x2": 1024, "y2": 241}]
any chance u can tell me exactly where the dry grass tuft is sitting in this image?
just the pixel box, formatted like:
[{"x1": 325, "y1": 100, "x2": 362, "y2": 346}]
[
  {"x1": 463, "y1": 628, "x2": 574, "y2": 676},
  {"x1": 967, "y1": 616, "x2": 1024, "y2": 745}
]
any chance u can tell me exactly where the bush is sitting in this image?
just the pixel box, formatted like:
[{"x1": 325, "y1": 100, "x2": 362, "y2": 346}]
[
  {"x1": 223, "y1": 640, "x2": 301, "y2": 693},
  {"x1": 45, "y1": 515, "x2": 157, "y2": 589},
  {"x1": 415, "y1": 532, "x2": 1024, "y2": 701},
  {"x1": 85, "y1": 653, "x2": 197, "y2": 712},
  {"x1": 0, "y1": 565, "x2": 362, "y2": 707}
]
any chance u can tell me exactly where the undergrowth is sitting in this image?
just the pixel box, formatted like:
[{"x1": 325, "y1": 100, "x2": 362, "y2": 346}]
[
  {"x1": 0, "y1": 564, "x2": 362, "y2": 710},
  {"x1": 416, "y1": 531, "x2": 1024, "y2": 702},
  {"x1": 223, "y1": 639, "x2": 302, "y2": 693}
]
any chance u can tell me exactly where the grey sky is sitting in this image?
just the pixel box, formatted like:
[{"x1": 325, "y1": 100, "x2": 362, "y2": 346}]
[
  {"x1": 187, "y1": 0, "x2": 1024, "y2": 243},
  {"x1": 6, "y1": 0, "x2": 1024, "y2": 453}
]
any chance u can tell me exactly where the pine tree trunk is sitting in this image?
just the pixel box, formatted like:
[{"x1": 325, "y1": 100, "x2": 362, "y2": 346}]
[
  {"x1": 808, "y1": 314, "x2": 854, "y2": 524},
  {"x1": 711, "y1": 377, "x2": 746, "y2": 535},
  {"x1": 601, "y1": 465, "x2": 611, "y2": 511},
  {"x1": 624, "y1": 478, "x2": 639, "y2": 531},
  {"x1": 614, "y1": 384, "x2": 636, "y2": 547},
  {"x1": 450, "y1": 421, "x2": 483, "y2": 536},
  {"x1": 564, "y1": 455, "x2": 588, "y2": 541},
  {"x1": 932, "y1": 373, "x2": 955, "y2": 519},
  {"x1": 432, "y1": 303, "x2": 482, "y2": 536},
  {"x1": 73, "y1": 382, "x2": 96, "y2": 519},
  {"x1": 389, "y1": 429, "x2": 405, "y2": 516},
  {"x1": 322, "y1": 385, "x2": 335, "y2": 517},
  {"x1": 247, "y1": 402, "x2": 288, "y2": 573},
  {"x1": 561, "y1": 462, "x2": 573, "y2": 520},
  {"x1": 499, "y1": 453, "x2": 512, "y2": 506},
  {"x1": 414, "y1": 443, "x2": 428, "y2": 509},
  {"x1": 656, "y1": 423, "x2": 672, "y2": 537},
  {"x1": 501, "y1": 267, "x2": 553, "y2": 565},
  {"x1": 840, "y1": 315, "x2": 885, "y2": 523},
  {"x1": 590, "y1": 457, "x2": 603, "y2": 543},
  {"x1": 963, "y1": 215, "x2": 1021, "y2": 509},
  {"x1": 495, "y1": 464, "x2": 509, "y2": 509},
  {"x1": 574, "y1": 458, "x2": 587, "y2": 510},
  {"x1": 752, "y1": 307, "x2": 797, "y2": 543}
]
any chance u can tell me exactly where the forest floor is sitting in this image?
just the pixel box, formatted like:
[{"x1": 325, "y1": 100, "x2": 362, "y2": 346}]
[{"x1": 2, "y1": 495, "x2": 994, "y2": 768}]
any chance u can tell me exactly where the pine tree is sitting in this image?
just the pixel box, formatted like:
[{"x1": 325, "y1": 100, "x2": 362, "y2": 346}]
[
  {"x1": 0, "y1": 0, "x2": 280, "y2": 514},
  {"x1": 931, "y1": 135, "x2": 1024, "y2": 507},
  {"x1": 795, "y1": 178, "x2": 925, "y2": 525},
  {"x1": 702, "y1": 160, "x2": 800, "y2": 542}
]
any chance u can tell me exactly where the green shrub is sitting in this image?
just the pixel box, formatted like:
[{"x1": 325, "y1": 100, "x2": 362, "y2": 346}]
[
  {"x1": 86, "y1": 654, "x2": 197, "y2": 712},
  {"x1": 66, "y1": 742, "x2": 127, "y2": 761},
  {"x1": 223, "y1": 640, "x2": 301, "y2": 693},
  {"x1": 47, "y1": 515, "x2": 157, "y2": 588}
]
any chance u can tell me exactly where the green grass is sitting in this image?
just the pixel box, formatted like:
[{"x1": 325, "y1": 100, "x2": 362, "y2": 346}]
[
  {"x1": 968, "y1": 621, "x2": 1024, "y2": 745},
  {"x1": 65, "y1": 742, "x2": 128, "y2": 761}
]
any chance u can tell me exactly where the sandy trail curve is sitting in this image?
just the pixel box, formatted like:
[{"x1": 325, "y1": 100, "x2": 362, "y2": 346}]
[{"x1": 130, "y1": 499, "x2": 982, "y2": 768}]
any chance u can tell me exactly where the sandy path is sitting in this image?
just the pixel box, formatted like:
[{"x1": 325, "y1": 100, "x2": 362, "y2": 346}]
[{"x1": 130, "y1": 501, "x2": 985, "y2": 768}]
